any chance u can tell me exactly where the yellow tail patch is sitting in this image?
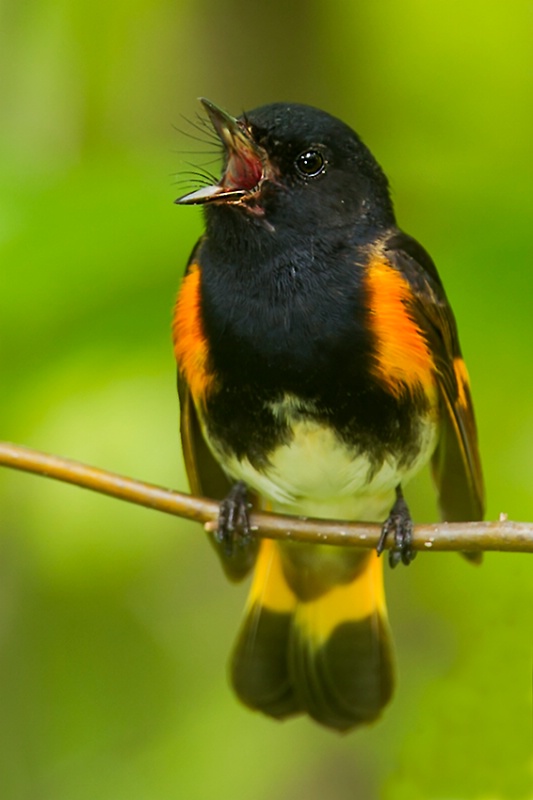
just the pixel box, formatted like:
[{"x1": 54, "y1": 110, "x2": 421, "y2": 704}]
[
  {"x1": 295, "y1": 550, "x2": 386, "y2": 646},
  {"x1": 247, "y1": 539, "x2": 296, "y2": 615}
]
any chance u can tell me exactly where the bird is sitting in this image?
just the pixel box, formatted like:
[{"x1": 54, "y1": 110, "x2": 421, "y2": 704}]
[{"x1": 172, "y1": 98, "x2": 484, "y2": 732}]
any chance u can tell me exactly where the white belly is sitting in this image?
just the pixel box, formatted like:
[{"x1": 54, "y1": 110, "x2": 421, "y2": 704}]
[{"x1": 220, "y1": 414, "x2": 438, "y2": 523}]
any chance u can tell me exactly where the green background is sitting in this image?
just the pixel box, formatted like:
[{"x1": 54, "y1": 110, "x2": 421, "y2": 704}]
[{"x1": 0, "y1": 1, "x2": 532, "y2": 798}]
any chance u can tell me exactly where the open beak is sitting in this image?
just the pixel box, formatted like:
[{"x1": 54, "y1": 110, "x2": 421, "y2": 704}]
[{"x1": 176, "y1": 98, "x2": 266, "y2": 205}]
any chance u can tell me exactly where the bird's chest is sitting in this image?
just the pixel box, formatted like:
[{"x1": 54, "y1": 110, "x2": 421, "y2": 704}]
[
  {"x1": 188, "y1": 244, "x2": 439, "y2": 518},
  {"x1": 201, "y1": 391, "x2": 439, "y2": 521}
]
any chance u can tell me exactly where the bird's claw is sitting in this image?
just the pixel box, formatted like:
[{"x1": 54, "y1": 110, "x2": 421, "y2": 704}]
[
  {"x1": 216, "y1": 481, "x2": 252, "y2": 557},
  {"x1": 377, "y1": 488, "x2": 416, "y2": 568}
]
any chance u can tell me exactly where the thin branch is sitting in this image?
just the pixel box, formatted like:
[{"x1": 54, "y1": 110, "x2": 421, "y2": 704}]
[{"x1": 0, "y1": 441, "x2": 531, "y2": 554}]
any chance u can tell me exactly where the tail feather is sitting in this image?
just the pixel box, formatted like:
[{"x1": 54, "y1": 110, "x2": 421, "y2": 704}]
[
  {"x1": 291, "y1": 555, "x2": 394, "y2": 729},
  {"x1": 230, "y1": 539, "x2": 299, "y2": 719},
  {"x1": 231, "y1": 607, "x2": 299, "y2": 719},
  {"x1": 230, "y1": 540, "x2": 394, "y2": 731}
]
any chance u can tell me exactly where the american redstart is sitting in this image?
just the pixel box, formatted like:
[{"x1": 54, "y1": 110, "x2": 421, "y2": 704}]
[{"x1": 173, "y1": 99, "x2": 484, "y2": 731}]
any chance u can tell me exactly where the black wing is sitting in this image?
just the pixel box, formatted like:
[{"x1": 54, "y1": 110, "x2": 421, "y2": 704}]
[{"x1": 384, "y1": 231, "x2": 484, "y2": 525}]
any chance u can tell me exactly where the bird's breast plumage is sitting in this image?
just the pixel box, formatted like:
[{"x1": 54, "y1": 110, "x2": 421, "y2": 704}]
[
  {"x1": 174, "y1": 236, "x2": 441, "y2": 522},
  {"x1": 202, "y1": 393, "x2": 439, "y2": 522}
]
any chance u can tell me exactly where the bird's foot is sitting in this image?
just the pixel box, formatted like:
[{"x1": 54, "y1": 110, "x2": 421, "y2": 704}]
[
  {"x1": 216, "y1": 481, "x2": 253, "y2": 557},
  {"x1": 377, "y1": 487, "x2": 416, "y2": 568}
]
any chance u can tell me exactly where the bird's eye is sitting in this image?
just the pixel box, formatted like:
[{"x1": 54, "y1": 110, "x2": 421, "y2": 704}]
[{"x1": 295, "y1": 149, "x2": 325, "y2": 178}]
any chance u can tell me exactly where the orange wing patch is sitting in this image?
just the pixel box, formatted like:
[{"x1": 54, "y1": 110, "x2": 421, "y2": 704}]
[
  {"x1": 453, "y1": 356, "x2": 470, "y2": 410},
  {"x1": 173, "y1": 264, "x2": 217, "y2": 403},
  {"x1": 366, "y1": 258, "x2": 436, "y2": 400}
]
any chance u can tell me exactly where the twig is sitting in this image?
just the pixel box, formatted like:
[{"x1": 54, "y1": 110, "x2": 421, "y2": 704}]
[{"x1": 0, "y1": 441, "x2": 531, "y2": 554}]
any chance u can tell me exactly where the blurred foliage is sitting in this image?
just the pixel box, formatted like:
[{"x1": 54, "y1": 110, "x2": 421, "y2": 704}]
[{"x1": 0, "y1": 1, "x2": 532, "y2": 798}]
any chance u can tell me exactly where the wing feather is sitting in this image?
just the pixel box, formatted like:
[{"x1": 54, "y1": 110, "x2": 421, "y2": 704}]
[{"x1": 383, "y1": 232, "x2": 484, "y2": 524}]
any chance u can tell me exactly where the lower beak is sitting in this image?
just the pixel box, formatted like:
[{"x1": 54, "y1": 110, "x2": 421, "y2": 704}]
[{"x1": 176, "y1": 98, "x2": 265, "y2": 206}]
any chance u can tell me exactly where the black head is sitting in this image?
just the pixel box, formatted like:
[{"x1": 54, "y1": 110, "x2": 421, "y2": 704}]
[{"x1": 177, "y1": 99, "x2": 395, "y2": 243}]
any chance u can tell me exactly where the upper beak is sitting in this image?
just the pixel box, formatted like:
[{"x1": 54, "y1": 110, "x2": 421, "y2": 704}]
[{"x1": 175, "y1": 98, "x2": 266, "y2": 205}]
